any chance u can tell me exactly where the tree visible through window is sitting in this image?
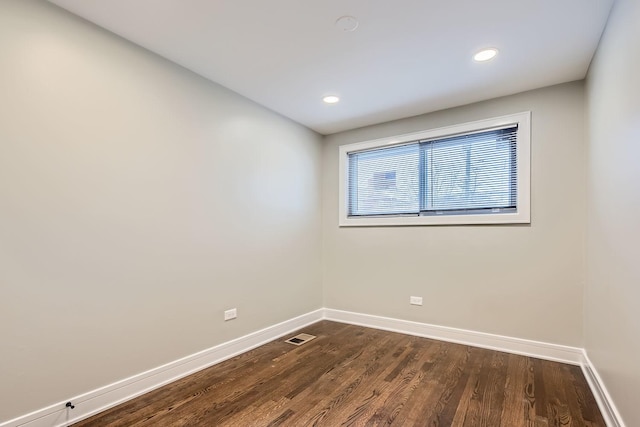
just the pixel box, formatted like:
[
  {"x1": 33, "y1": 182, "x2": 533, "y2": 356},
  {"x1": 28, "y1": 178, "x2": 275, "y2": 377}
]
[{"x1": 421, "y1": 127, "x2": 516, "y2": 214}]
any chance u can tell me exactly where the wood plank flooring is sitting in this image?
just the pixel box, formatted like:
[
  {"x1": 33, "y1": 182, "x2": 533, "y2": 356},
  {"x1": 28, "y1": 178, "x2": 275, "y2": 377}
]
[{"x1": 73, "y1": 321, "x2": 605, "y2": 426}]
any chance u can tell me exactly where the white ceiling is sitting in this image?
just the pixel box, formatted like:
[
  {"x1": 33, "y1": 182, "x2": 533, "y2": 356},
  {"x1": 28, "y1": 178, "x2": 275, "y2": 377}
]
[{"x1": 47, "y1": 0, "x2": 613, "y2": 135}]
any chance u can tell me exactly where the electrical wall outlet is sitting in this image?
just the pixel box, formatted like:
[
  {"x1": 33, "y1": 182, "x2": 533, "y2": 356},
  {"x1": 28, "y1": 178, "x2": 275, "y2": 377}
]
[
  {"x1": 410, "y1": 296, "x2": 423, "y2": 306},
  {"x1": 224, "y1": 308, "x2": 237, "y2": 321}
]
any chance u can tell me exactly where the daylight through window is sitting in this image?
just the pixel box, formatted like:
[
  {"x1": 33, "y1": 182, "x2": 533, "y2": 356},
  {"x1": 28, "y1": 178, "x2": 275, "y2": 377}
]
[{"x1": 339, "y1": 112, "x2": 530, "y2": 226}]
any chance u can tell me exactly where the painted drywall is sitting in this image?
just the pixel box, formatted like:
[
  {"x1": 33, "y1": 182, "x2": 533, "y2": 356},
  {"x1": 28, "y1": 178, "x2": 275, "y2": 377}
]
[
  {"x1": 585, "y1": 0, "x2": 640, "y2": 424},
  {"x1": 0, "y1": 0, "x2": 322, "y2": 421},
  {"x1": 323, "y1": 82, "x2": 586, "y2": 347}
]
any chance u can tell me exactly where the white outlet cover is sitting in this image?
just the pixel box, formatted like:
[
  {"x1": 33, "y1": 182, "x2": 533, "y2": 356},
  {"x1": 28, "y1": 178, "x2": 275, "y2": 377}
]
[
  {"x1": 224, "y1": 308, "x2": 237, "y2": 321},
  {"x1": 410, "y1": 296, "x2": 423, "y2": 306}
]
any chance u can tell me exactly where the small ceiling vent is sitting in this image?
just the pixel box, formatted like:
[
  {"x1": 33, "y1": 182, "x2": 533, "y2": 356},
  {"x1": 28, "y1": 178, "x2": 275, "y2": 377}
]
[{"x1": 284, "y1": 333, "x2": 316, "y2": 346}]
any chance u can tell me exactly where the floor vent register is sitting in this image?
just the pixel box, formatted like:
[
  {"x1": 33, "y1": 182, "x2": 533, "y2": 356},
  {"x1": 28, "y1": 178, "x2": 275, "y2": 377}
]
[{"x1": 284, "y1": 333, "x2": 317, "y2": 346}]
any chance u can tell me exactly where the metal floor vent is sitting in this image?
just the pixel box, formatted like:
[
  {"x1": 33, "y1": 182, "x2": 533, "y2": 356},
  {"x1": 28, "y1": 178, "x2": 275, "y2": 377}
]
[{"x1": 284, "y1": 333, "x2": 316, "y2": 346}]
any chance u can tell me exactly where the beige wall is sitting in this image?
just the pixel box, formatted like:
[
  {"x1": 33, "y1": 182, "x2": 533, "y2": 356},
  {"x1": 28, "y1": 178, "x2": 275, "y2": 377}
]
[
  {"x1": 4, "y1": 0, "x2": 635, "y2": 424},
  {"x1": 323, "y1": 82, "x2": 586, "y2": 346},
  {"x1": 585, "y1": 0, "x2": 640, "y2": 425},
  {"x1": 0, "y1": 0, "x2": 322, "y2": 421}
]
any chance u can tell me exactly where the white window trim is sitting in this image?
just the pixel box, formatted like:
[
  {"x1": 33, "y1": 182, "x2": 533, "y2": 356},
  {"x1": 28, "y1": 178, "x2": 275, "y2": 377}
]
[{"x1": 338, "y1": 112, "x2": 531, "y2": 226}]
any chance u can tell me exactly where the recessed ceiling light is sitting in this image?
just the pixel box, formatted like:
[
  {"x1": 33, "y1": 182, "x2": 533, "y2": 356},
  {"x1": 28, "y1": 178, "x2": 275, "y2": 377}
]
[
  {"x1": 323, "y1": 95, "x2": 340, "y2": 104},
  {"x1": 474, "y1": 48, "x2": 499, "y2": 62}
]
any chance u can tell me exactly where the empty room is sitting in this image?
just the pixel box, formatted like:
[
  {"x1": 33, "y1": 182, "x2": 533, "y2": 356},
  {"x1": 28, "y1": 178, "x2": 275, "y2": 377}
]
[{"x1": 1, "y1": 0, "x2": 638, "y2": 426}]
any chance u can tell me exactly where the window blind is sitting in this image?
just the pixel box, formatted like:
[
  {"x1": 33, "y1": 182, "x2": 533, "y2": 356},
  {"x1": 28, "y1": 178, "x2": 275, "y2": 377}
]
[{"x1": 348, "y1": 126, "x2": 518, "y2": 217}]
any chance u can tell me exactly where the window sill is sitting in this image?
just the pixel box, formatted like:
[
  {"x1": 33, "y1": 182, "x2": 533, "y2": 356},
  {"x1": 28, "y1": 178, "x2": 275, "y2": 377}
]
[{"x1": 339, "y1": 211, "x2": 530, "y2": 227}]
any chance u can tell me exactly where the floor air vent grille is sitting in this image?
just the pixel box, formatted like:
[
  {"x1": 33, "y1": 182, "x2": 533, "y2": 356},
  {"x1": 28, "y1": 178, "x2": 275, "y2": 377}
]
[{"x1": 284, "y1": 333, "x2": 316, "y2": 346}]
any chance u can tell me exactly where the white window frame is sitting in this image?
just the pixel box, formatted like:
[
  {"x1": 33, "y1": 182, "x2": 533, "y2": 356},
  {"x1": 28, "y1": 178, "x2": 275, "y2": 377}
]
[{"x1": 339, "y1": 112, "x2": 531, "y2": 226}]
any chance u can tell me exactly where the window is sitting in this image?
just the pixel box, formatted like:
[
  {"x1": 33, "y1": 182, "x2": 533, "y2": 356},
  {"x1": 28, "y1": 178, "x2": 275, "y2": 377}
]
[{"x1": 339, "y1": 112, "x2": 530, "y2": 226}]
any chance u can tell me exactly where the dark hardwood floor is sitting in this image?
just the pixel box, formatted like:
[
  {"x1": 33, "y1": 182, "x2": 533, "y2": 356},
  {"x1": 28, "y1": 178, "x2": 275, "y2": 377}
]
[{"x1": 73, "y1": 321, "x2": 605, "y2": 426}]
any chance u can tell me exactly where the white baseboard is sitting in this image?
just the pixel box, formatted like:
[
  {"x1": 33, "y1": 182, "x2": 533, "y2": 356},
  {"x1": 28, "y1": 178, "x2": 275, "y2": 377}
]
[
  {"x1": 580, "y1": 351, "x2": 626, "y2": 427},
  {"x1": 2, "y1": 308, "x2": 624, "y2": 427},
  {"x1": 324, "y1": 308, "x2": 584, "y2": 365},
  {"x1": 0, "y1": 309, "x2": 324, "y2": 427}
]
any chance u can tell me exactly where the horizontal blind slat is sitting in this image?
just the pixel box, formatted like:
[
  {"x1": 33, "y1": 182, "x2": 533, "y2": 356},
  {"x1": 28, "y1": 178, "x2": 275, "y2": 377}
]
[{"x1": 348, "y1": 126, "x2": 518, "y2": 217}]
